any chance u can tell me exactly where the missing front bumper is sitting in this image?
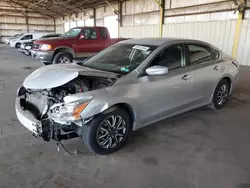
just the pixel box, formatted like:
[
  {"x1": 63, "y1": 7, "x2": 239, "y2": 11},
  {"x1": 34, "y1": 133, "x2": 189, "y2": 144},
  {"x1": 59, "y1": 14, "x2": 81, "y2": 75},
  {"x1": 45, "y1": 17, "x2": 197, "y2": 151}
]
[
  {"x1": 15, "y1": 97, "x2": 42, "y2": 137},
  {"x1": 15, "y1": 97, "x2": 82, "y2": 141}
]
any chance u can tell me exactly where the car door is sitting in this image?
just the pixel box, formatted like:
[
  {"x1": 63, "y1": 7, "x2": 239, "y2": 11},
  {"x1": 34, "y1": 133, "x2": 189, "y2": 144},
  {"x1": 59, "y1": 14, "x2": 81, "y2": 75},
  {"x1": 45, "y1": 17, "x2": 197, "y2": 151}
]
[
  {"x1": 74, "y1": 28, "x2": 102, "y2": 58},
  {"x1": 99, "y1": 27, "x2": 112, "y2": 50},
  {"x1": 137, "y1": 44, "x2": 195, "y2": 124},
  {"x1": 20, "y1": 34, "x2": 33, "y2": 42},
  {"x1": 186, "y1": 43, "x2": 224, "y2": 105}
]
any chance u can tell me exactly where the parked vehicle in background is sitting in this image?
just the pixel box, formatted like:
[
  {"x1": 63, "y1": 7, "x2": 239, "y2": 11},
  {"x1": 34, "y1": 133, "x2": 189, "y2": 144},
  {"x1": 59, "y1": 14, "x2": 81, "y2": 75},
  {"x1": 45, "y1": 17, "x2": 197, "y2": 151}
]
[
  {"x1": 9, "y1": 33, "x2": 47, "y2": 48},
  {"x1": 4, "y1": 33, "x2": 23, "y2": 44},
  {"x1": 15, "y1": 38, "x2": 239, "y2": 155},
  {"x1": 31, "y1": 27, "x2": 128, "y2": 65},
  {"x1": 19, "y1": 34, "x2": 61, "y2": 56}
]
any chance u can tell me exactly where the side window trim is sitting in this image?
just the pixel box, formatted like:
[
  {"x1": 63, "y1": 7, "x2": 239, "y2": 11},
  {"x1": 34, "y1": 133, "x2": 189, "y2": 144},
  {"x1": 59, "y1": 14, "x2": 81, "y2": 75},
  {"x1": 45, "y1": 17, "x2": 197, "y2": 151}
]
[
  {"x1": 138, "y1": 43, "x2": 187, "y2": 77},
  {"x1": 186, "y1": 43, "x2": 212, "y2": 66}
]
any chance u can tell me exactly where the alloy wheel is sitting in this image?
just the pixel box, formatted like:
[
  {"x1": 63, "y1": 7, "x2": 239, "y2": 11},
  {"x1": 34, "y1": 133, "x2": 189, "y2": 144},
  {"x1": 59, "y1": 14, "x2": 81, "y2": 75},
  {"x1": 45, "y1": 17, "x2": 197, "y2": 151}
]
[
  {"x1": 96, "y1": 115, "x2": 127, "y2": 149},
  {"x1": 216, "y1": 84, "x2": 229, "y2": 105},
  {"x1": 58, "y1": 56, "x2": 70, "y2": 64}
]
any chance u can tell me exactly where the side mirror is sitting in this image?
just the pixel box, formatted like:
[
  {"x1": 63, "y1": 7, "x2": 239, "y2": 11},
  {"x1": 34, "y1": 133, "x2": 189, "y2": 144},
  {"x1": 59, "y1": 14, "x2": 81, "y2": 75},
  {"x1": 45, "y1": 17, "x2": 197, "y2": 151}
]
[
  {"x1": 145, "y1": 65, "x2": 168, "y2": 76},
  {"x1": 79, "y1": 34, "x2": 85, "y2": 39}
]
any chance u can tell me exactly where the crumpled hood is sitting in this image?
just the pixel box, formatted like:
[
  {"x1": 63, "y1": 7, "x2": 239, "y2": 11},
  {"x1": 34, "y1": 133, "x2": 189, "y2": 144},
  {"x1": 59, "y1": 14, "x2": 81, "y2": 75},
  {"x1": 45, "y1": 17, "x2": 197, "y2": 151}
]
[{"x1": 23, "y1": 63, "x2": 119, "y2": 89}]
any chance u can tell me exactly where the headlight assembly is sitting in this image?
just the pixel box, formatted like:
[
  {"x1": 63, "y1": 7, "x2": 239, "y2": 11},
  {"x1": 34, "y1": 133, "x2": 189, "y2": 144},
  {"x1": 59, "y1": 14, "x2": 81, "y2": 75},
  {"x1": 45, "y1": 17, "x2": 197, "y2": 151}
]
[
  {"x1": 40, "y1": 44, "x2": 52, "y2": 51},
  {"x1": 49, "y1": 100, "x2": 90, "y2": 123}
]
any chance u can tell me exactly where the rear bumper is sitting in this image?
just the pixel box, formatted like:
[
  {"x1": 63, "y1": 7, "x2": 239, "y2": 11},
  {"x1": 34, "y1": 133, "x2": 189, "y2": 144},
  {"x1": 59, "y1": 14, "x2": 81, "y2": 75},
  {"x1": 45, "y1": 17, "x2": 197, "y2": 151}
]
[
  {"x1": 31, "y1": 50, "x2": 54, "y2": 63},
  {"x1": 231, "y1": 70, "x2": 240, "y2": 93}
]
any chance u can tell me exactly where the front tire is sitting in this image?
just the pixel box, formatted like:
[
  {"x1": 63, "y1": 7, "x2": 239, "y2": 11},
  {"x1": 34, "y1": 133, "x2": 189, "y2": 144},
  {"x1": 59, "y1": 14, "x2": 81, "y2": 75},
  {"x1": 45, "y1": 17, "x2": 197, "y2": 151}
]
[
  {"x1": 53, "y1": 52, "x2": 73, "y2": 64},
  {"x1": 15, "y1": 43, "x2": 21, "y2": 48},
  {"x1": 82, "y1": 107, "x2": 132, "y2": 155},
  {"x1": 211, "y1": 79, "x2": 230, "y2": 109}
]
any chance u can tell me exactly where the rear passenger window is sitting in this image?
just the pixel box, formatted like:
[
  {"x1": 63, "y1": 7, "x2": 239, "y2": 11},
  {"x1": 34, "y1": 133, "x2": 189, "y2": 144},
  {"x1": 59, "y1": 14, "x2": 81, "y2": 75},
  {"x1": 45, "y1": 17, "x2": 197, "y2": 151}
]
[
  {"x1": 188, "y1": 44, "x2": 211, "y2": 65},
  {"x1": 21, "y1": 35, "x2": 33, "y2": 40},
  {"x1": 100, "y1": 28, "x2": 108, "y2": 39}
]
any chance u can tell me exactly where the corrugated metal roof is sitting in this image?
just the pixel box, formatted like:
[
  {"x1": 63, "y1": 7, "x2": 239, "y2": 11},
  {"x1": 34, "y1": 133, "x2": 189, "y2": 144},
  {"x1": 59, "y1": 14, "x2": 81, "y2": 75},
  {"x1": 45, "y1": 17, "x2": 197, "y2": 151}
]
[{"x1": 3, "y1": 0, "x2": 120, "y2": 18}]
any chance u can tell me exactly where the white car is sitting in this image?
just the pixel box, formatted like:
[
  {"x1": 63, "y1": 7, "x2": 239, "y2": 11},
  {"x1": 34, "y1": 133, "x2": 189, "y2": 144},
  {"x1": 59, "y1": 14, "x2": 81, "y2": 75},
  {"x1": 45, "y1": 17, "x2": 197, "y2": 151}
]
[
  {"x1": 4, "y1": 33, "x2": 22, "y2": 44},
  {"x1": 9, "y1": 33, "x2": 47, "y2": 48}
]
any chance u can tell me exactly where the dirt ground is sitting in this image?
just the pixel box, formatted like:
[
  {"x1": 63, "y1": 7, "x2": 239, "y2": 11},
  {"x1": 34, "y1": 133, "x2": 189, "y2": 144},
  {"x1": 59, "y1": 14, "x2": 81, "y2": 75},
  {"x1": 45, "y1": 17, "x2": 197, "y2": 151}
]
[{"x1": 0, "y1": 44, "x2": 249, "y2": 188}]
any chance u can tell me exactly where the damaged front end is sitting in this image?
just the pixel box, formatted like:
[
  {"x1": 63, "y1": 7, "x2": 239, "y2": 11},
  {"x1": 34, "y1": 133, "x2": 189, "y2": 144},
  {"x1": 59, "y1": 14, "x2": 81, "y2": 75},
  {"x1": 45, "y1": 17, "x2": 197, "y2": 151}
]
[{"x1": 16, "y1": 73, "x2": 117, "y2": 142}]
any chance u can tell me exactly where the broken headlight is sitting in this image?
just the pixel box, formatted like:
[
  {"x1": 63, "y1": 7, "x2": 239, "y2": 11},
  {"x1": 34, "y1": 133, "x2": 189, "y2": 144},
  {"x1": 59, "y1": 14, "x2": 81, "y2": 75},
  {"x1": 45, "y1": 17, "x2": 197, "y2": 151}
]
[{"x1": 49, "y1": 100, "x2": 90, "y2": 123}]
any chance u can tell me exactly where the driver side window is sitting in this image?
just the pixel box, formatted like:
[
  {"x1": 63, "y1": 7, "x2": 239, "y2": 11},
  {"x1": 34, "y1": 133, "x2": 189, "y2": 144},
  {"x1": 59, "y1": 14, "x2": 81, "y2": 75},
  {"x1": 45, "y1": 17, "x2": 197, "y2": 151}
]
[
  {"x1": 81, "y1": 28, "x2": 97, "y2": 40},
  {"x1": 149, "y1": 44, "x2": 185, "y2": 71},
  {"x1": 21, "y1": 35, "x2": 33, "y2": 40}
]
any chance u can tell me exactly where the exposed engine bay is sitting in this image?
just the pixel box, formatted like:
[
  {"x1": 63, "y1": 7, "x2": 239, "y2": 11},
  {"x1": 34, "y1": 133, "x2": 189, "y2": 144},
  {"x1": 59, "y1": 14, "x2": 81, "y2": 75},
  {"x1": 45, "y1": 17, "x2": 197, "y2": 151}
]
[{"x1": 18, "y1": 75, "x2": 117, "y2": 141}]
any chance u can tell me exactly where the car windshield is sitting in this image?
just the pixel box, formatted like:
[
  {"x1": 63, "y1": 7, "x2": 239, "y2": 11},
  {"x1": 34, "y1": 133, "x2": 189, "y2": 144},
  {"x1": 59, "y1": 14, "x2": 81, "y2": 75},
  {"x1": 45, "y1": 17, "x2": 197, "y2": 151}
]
[
  {"x1": 81, "y1": 43, "x2": 157, "y2": 74},
  {"x1": 62, "y1": 28, "x2": 81, "y2": 38},
  {"x1": 13, "y1": 33, "x2": 23, "y2": 38}
]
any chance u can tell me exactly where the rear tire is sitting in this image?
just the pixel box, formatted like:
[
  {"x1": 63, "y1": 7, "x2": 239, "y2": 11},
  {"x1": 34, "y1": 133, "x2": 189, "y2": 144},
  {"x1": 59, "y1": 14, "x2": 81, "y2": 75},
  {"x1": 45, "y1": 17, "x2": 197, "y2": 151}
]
[
  {"x1": 52, "y1": 52, "x2": 73, "y2": 64},
  {"x1": 82, "y1": 107, "x2": 132, "y2": 155},
  {"x1": 210, "y1": 79, "x2": 230, "y2": 109}
]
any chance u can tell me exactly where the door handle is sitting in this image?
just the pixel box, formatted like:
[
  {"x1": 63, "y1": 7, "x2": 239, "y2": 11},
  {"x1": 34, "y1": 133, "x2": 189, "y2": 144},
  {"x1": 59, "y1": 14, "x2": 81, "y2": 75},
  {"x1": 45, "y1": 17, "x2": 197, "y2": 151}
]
[
  {"x1": 213, "y1": 65, "x2": 220, "y2": 71},
  {"x1": 182, "y1": 74, "x2": 191, "y2": 80}
]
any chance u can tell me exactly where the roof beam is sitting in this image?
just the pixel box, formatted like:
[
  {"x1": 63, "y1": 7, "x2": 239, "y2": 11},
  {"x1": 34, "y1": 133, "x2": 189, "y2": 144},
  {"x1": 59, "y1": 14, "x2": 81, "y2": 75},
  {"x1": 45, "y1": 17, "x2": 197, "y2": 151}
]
[
  {"x1": 8, "y1": 0, "x2": 54, "y2": 18},
  {"x1": 9, "y1": 1, "x2": 26, "y2": 16},
  {"x1": 20, "y1": 0, "x2": 47, "y2": 15},
  {"x1": 52, "y1": 0, "x2": 77, "y2": 16}
]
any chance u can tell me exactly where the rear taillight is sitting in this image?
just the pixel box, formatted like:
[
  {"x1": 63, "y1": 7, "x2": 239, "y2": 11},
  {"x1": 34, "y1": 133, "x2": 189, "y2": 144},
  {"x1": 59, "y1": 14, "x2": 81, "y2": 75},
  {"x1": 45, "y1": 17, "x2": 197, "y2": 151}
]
[{"x1": 232, "y1": 61, "x2": 238, "y2": 68}]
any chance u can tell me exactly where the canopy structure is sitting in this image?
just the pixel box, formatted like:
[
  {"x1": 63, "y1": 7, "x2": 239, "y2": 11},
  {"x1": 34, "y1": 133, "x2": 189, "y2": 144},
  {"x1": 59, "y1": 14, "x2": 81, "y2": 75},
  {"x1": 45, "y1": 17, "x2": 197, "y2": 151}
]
[{"x1": 6, "y1": 0, "x2": 120, "y2": 18}]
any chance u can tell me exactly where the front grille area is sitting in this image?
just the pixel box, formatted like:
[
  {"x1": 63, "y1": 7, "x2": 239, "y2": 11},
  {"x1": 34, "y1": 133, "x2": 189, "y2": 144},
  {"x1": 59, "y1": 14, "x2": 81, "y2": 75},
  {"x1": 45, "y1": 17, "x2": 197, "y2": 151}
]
[
  {"x1": 25, "y1": 93, "x2": 48, "y2": 118},
  {"x1": 32, "y1": 44, "x2": 41, "y2": 50}
]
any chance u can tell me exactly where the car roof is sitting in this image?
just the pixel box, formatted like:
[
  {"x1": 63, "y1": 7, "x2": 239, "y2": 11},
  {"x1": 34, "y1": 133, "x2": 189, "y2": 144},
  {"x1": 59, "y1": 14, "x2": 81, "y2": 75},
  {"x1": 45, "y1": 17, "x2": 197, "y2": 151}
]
[
  {"x1": 74, "y1": 26, "x2": 106, "y2": 29},
  {"x1": 21, "y1": 32, "x2": 46, "y2": 35},
  {"x1": 122, "y1": 37, "x2": 210, "y2": 46}
]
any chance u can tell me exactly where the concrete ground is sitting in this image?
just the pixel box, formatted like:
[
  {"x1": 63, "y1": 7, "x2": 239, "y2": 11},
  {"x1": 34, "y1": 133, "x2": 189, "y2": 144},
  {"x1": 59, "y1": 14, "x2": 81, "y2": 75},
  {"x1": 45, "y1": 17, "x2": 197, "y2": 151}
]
[{"x1": 0, "y1": 44, "x2": 250, "y2": 188}]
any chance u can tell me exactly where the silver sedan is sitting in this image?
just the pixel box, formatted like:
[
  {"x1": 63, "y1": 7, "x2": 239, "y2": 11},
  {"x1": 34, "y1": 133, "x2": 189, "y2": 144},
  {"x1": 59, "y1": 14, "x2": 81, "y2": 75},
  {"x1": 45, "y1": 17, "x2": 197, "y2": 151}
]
[{"x1": 16, "y1": 38, "x2": 239, "y2": 155}]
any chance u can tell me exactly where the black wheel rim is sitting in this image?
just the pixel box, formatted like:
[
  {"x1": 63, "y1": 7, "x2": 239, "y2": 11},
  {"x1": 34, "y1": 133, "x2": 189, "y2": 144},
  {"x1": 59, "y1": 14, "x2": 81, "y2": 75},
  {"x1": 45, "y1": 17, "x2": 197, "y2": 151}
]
[
  {"x1": 96, "y1": 115, "x2": 127, "y2": 149},
  {"x1": 216, "y1": 84, "x2": 229, "y2": 105},
  {"x1": 58, "y1": 56, "x2": 70, "y2": 64}
]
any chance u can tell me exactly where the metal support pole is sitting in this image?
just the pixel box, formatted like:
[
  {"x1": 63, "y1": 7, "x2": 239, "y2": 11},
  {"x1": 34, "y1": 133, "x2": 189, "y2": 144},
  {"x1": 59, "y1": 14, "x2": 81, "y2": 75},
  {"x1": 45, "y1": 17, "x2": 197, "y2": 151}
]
[
  {"x1": 154, "y1": 0, "x2": 164, "y2": 37},
  {"x1": 53, "y1": 18, "x2": 56, "y2": 33},
  {"x1": 232, "y1": 0, "x2": 245, "y2": 58},
  {"x1": 118, "y1": 1, "x2": 123, "y2": 38},
  {"x1": 25, "y1": 12, "x2": 29, "y2": 32},
  {"x1": 93, "y1": 8, "x2": 96, "y2": 26}
]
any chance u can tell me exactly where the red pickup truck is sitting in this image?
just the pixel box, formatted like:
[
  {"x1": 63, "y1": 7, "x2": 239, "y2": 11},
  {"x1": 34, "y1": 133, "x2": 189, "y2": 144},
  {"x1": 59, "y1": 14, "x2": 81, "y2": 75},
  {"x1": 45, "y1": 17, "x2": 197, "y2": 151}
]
[{"x1": 31, "y1": 26, "x2": 128, "y2": 64}]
